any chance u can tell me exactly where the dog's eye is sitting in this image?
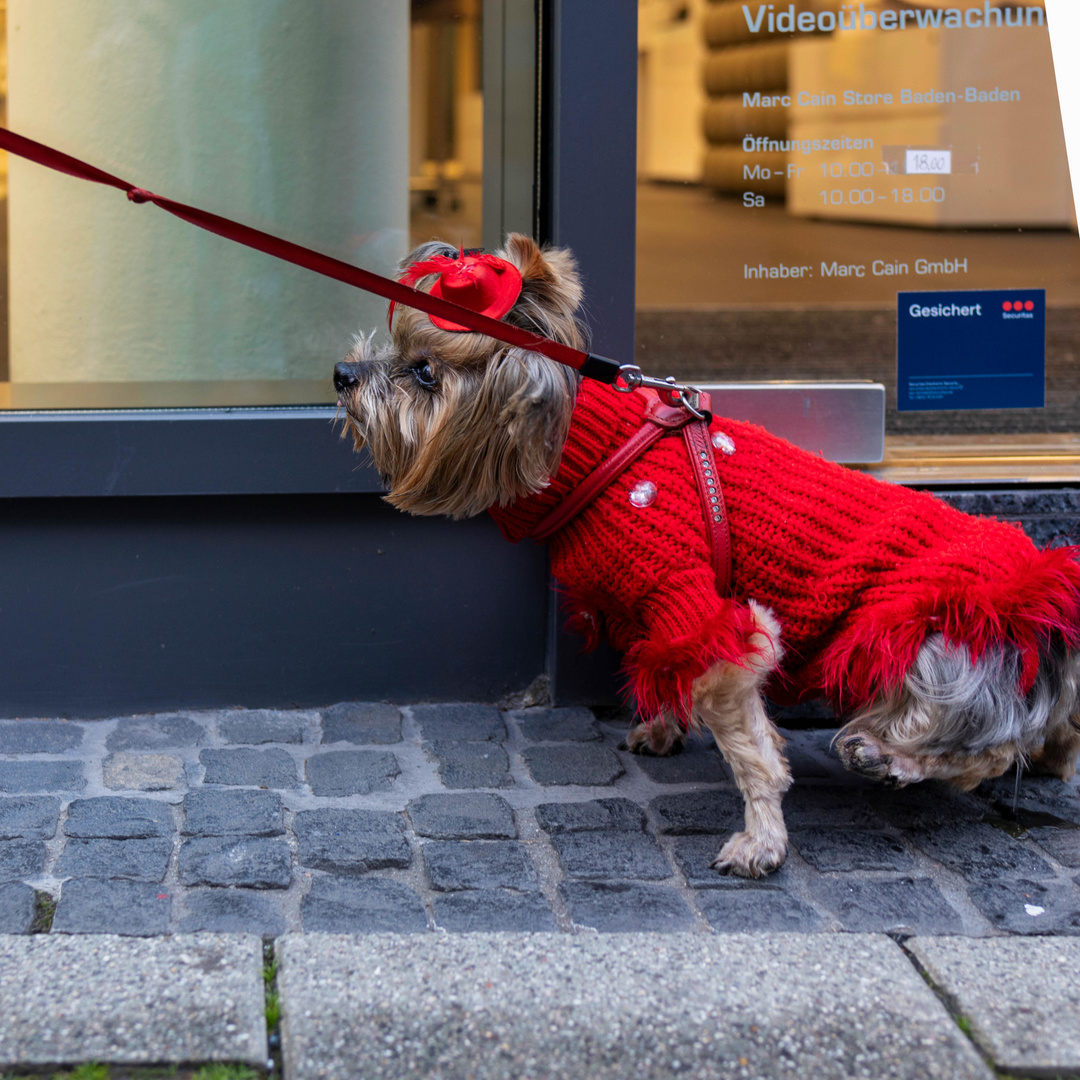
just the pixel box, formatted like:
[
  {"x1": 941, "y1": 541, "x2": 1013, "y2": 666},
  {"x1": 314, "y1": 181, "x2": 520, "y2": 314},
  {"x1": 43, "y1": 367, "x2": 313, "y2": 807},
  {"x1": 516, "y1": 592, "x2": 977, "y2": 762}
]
[{"x1": 413, "y1": 362, "x2": 437, "y2": 389}]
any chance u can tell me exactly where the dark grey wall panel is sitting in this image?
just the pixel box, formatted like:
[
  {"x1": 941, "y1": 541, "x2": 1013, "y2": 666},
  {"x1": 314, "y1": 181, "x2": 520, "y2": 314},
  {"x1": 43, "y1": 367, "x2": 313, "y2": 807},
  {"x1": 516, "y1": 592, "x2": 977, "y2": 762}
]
[
  {"x1": 0, "y1": 409, "x2": 380, "y2": 497},
  {"x1": 0, "y1": 494, "x2": 549, "y2": 717},
  {"x1": 543, "y1": 0, "x2": 638, "y2": 705},
  {"x1": 545, "y1": 0, "x2": 638, "y2": 363}
]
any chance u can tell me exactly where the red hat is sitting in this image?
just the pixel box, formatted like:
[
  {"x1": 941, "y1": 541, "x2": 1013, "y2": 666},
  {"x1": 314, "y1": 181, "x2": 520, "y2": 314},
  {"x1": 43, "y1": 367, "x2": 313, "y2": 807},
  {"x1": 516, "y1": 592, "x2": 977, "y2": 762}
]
[{"x1": 390, "y1": 251, "x2": 523, "y2": 332}]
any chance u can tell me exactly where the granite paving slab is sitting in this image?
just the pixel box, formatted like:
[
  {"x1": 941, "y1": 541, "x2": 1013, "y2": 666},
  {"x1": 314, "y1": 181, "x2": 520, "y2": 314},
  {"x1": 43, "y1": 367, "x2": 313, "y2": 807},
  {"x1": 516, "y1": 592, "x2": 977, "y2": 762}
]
[
  {"x1": 910, "y1": 936, "x2": 1080, "y2": 1076},
  {"x1": 508, "y1": 706, "x2": 601, "y2": 742},
  {"x1": 551, "y1": 830, "x2": 672, "y2": 880},
  {"x1": 178, "y1": 835, "x2": 292, "y2": 888},
  {"x1": 422, "y1": 840, "x2": 539, "y2": 891},
  {"x1": 276, "y1": 933, "x2": 993, "y2": 1080},
  {"x1": 426, "y1": 740, "x2": 512, "y2": 788},
  {"x1": 0, "y1": 760, "x2": 85, "y2": 792},
  {"x1": 175, "y1": 888, "x2": 288, "y2": 936},
  {"x1": 102, "y1": 751, "x2": 185, "y2": 791},
  {"x1": 431, "y1": 890, "x2": 559, "y2": 932},
  {"x1": 107, "y1": 714, "x2": 207, "y2": 751},
  {"x1": 559, "y1": 881, "x2": 697, "y2": 931},
  {"x1": 51, "y1": 879, "x2": 173, "y2": 936},
  {"x1": 1028, "y1": 824, "x2": 1080, "y2": 867},
  {"x1": 535, "y1": 796, "x2": 646, "y2": 833},
  {"x1": 181, "y1": 788, "x2": 284, "y2": 837},
  {"x1": 966, "y1": 877, "x2": 1080, "y2": 934},
  {"x1": 0, "y1": 720, "x2": 82, "y2": 753},
  {"x1": 217, "y1": 708, "x2": 305, "y2": 745},
  {"x1": 320, "y1": 701, "x2": 403, "y2": 744},
  {"x1": 199, "y1": 747, "x2": 298, "y2": 787},
  {"x1": 696, "y1": 888, "x2": 827, "y2": 932},
  {"x1": 56, "y1": 837, "x2": 172, "y2": 882},
  {"x1": 522, "y1": 743, "x2": 624, "y2": 786},
  {"x1": 811, "y1": 876, "x2": 966, "y2": 935},
  {"x1": 412, "y1": 702, "x2": 506, "y2": 742},
  {"x1": 294, "y1": 808, "x2": 411, "y2": 873},
  {"x1": 0, "y1": 883, "x2": 36, "y2": 933},
  {"x1": 64, "y1": 795, "x2": 174, "y2": 838},
  {"x1": 0, "y1": 840, "x2": 46, "y2": 881},
  {"x1": 0, "y1": 796, "x2": 60, "y2": 839},
  {"x1": 305, "y1": 748, "x2": 401, "y2": 796},
  {"x1": 0, "y1": 933, "x2": 266, "y2": 1069},
  {"x1": 300, "y1": 876, "x2": 429, "y2": 932}
]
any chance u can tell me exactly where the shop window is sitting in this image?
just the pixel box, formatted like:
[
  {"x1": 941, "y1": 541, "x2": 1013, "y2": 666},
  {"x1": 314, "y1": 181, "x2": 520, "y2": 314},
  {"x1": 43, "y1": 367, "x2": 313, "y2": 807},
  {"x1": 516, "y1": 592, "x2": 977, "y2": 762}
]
[
  {"x1": 0, "y1": 0, "x2": 481, "y2": 409},
  {"x1": 636, "y1": 0, "x2": 1080, "y2": 481}
]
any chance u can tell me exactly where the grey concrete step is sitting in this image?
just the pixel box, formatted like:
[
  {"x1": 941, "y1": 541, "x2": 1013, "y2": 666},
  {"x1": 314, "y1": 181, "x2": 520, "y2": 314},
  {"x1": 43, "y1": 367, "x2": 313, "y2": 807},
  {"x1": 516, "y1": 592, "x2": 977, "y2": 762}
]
[
  {"x1": 0, "y1": 933, "x2": 266, "y2": 1072},
  {"x1": 910, "y1": 936, "x2": 1080, "y2": 1077},
  {"x1": 275, "y1": 932, "x2": 993, "y2": 1080}
]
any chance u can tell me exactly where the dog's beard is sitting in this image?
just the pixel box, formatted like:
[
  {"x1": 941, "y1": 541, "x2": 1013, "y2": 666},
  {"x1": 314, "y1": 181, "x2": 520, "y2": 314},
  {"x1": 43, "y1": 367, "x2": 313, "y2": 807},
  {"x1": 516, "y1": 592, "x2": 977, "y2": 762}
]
[{"x1": 339, "y1": 334, "x2": 580, "y2": 519}]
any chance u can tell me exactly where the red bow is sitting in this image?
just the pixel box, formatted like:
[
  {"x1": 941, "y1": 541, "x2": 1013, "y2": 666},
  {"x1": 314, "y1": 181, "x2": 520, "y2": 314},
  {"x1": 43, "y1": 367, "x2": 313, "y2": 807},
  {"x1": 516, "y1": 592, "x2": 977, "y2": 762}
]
[{"x1": 388, "y1": 251, "x2": 524, "y2": 332}]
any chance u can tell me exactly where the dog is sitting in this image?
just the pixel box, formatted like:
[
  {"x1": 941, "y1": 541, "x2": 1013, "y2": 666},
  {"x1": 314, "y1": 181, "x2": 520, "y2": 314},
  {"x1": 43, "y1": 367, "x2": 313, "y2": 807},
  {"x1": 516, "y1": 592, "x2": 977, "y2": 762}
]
[{"x1": 333, "y1": 233, "x2": 1080, "y2": 878}]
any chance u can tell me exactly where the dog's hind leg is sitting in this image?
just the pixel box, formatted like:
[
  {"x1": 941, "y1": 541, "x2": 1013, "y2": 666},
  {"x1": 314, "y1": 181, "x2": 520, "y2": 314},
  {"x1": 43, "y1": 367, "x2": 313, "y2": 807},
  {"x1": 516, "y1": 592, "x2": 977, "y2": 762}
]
[
  {"x1": 837, "y1": 636, "x2": 1080, "y2": 790},
  {"x1": 693, "y1": 602, "x2": 791, "y2": 878}
]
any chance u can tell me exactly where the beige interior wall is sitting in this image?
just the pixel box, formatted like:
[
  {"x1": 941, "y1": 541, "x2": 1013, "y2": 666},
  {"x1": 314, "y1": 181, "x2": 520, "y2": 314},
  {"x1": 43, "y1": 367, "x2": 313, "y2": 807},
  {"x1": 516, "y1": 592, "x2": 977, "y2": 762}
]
[
  {"x1": 638, "y1": 0, "x2": 708, "y2": 182},
  {"x1": 7, "y1": 0, "x2": 408, "y2": 385},
  {"x1": 787, "y1": 23, "x2": 1073, "y2": 226}
]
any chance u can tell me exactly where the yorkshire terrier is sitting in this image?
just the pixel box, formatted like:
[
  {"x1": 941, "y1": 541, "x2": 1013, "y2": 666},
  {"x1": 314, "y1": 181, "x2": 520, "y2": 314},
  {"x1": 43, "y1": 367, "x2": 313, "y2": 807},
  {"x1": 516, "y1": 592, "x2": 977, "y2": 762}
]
[{"x1": 334, "y1": 233, "x2": 1080, "y2": 878}]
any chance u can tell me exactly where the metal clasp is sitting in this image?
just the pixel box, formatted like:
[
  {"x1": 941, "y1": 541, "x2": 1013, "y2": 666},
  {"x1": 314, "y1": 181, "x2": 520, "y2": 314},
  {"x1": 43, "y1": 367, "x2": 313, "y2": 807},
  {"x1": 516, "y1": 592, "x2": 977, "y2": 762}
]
[{"x1": 615, "y1": 366, "x2": 709, "y2": 420}]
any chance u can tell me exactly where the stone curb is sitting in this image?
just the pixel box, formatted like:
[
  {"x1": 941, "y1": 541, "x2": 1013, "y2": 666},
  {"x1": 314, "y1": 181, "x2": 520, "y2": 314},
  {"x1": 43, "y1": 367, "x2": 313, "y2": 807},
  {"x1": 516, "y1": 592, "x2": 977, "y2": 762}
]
[
  {"x1": 0, "y1": 933, "x2": 266, "y2": 1069},
  {"x1": 1, "y1": 931, "x2": 1079, "y2": 1077},
  {"x1": 276, "y1": 931, "x2": 992, "y2": 1080}
]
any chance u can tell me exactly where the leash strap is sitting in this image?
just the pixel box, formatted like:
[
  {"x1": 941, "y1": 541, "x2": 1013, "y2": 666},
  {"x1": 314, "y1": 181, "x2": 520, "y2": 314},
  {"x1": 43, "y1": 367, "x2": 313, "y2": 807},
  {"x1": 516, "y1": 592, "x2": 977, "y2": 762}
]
[
  {"x1": 531, "y1": 394, "x2": 732, "y2": 595},
  {"x1": 0, "y1": 125, "x2": 622, "y2": 385}
]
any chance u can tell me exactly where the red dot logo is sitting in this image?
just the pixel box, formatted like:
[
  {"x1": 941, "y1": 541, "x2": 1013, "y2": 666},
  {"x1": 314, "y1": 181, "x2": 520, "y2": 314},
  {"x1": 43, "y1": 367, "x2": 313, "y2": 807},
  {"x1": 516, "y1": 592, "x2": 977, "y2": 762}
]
[
  {"x1": 1025, "y1": 300, "x2": 1035, "y2": 311},
  {"x1": 1003, "y1": 301, "x2": 1013, "y2": 311},
  {"x1": 1015, "y1": 299, "x2": 1024, "y2": 309}
]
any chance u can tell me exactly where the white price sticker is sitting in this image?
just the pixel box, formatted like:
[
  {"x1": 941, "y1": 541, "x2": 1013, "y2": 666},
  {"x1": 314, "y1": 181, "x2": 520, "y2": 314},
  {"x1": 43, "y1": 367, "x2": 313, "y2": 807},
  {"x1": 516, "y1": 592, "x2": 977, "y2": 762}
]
[{"x1": 905, "y1": 149, "x2": 952, "y2": 175}]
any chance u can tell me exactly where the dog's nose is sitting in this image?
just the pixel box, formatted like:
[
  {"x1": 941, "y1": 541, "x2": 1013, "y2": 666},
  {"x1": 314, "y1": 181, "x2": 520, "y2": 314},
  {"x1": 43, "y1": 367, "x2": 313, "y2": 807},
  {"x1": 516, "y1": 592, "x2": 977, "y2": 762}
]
[{"x1": 333, "y1": 362, "x2": 362, "y2": 393}]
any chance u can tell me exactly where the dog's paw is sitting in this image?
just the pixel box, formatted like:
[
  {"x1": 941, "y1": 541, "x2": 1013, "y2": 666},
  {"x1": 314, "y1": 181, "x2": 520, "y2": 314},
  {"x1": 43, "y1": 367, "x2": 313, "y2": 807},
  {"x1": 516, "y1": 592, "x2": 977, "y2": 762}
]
[
  {"x1": 619, "y1": 720, "x2": 685, "y2": 757},
  {"x1": 711, "y1": 831, "x2": 787, "y2": 878},
  {"x1": 837, "y1": 733, "x2": 901, "y2": 785}
]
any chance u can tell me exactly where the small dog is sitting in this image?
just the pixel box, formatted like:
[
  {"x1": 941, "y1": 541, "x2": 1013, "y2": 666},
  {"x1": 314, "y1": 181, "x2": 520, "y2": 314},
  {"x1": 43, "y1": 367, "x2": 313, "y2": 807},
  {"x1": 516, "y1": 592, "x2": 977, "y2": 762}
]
[{"x1": 334, "y1": 233, "x2": 1080, "y2": 877}]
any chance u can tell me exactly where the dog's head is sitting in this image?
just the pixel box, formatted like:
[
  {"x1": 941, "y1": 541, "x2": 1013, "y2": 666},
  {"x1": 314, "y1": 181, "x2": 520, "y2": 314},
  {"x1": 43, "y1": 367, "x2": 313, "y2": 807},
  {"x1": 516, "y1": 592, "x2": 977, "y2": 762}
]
[{"x1": 334, "y1": 234, "x2": 586, "y2": 519}]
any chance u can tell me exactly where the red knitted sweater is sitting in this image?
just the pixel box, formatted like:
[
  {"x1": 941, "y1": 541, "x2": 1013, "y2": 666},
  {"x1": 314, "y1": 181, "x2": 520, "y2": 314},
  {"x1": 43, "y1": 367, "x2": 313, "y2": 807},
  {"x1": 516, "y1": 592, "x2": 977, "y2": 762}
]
[{"x1": 489, "y1": 381, "x2": 1080, "y2": 720}]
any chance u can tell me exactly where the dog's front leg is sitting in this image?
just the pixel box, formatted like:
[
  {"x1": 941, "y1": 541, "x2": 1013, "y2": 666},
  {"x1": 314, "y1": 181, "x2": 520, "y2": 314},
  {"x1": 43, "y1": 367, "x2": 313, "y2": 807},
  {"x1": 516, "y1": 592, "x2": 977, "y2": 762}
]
[{"x1": 694, "y1": 603, "x2": 790, "y2": 878}]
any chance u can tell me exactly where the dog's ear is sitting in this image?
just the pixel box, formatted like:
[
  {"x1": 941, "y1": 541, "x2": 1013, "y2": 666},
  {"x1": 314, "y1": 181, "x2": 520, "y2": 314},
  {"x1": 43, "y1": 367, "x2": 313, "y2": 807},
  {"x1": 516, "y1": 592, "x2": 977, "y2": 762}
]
[{"x1": 500, "y1": 234, "x2": 586, "y2": 347}]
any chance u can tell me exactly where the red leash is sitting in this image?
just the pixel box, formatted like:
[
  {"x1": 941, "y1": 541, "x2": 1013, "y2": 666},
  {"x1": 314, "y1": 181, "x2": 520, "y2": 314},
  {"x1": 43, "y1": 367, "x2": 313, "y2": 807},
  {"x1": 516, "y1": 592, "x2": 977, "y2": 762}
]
[
  {"x1": 0, "y1": 126, "x2": 623, "y2": 385},
  {"x1": 2, "y1": 125, "x2": 734, "y2": 587}
]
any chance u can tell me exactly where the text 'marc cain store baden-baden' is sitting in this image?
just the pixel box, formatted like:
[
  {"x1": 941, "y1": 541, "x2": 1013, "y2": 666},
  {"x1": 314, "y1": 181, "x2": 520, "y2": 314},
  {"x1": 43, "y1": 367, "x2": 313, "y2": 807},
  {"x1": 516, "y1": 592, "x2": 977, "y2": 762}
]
[{"x1": 0, "y1": 0, "x2": 1076, "y2": 716}]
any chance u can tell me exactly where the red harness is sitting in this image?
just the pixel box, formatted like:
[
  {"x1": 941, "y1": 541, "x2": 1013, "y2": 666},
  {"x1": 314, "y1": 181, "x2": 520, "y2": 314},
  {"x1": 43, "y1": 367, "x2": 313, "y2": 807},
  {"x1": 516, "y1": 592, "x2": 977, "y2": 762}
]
[{"x1": 531, "y1": 392, "x2": 732, "y2": 595}]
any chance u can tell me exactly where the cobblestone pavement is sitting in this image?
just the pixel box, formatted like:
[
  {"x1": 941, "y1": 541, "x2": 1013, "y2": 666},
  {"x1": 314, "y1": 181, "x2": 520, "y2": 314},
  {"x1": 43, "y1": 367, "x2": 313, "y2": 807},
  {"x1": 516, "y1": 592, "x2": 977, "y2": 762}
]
[
  {"x1": 7, "y1": 701, "x2": 1080, "y2": 1077},
  {"x1": 2, "y1": 699, "x2": 1080, "y2": 939}
]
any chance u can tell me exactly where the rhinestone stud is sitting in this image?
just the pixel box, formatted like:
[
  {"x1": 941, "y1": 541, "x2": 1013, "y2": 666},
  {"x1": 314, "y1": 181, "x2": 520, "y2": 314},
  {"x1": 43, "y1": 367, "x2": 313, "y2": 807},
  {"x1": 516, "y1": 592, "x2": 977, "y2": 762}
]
[
  {"x1": 629, "y1": 480, "x2": 658, "y2": 508},
  {"x1": 712, "y1": 432, "x2": 736, "y2": 455}
]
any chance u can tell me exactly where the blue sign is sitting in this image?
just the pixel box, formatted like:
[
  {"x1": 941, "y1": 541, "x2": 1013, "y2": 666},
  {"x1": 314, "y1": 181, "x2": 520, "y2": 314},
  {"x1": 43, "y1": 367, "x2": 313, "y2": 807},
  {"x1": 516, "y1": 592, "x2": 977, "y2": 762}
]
[{"x1": 897, "y1": 289, "x2": 1045, "y2": 411}]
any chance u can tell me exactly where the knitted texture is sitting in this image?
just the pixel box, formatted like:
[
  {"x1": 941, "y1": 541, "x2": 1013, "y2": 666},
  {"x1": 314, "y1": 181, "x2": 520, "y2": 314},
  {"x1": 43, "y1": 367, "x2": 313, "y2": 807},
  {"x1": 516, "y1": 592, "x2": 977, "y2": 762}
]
[{"x1": 489, "y1": 380, "x2": 1080, "y2": 720}]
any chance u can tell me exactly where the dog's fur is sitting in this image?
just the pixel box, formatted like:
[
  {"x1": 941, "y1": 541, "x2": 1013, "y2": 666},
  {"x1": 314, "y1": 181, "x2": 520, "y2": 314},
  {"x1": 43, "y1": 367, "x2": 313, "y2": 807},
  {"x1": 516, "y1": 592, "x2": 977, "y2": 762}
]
[{"x1": 334, "y1": 233, "x2": 1080, "y2": 878}]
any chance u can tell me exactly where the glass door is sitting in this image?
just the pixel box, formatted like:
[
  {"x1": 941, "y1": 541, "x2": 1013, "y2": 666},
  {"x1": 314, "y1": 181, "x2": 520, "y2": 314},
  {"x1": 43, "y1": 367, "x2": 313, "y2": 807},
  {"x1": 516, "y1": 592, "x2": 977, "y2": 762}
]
[{"x1": 636, "y1": 0, "x2": 1079, "y2": 482}]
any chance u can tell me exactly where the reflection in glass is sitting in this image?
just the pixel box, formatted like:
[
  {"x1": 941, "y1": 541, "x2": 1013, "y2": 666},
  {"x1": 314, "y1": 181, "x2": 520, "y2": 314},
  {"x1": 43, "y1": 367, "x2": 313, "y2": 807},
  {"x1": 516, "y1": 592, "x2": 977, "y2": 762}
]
[
  {"x1": 636, "y1": 0, "x2": 1080, "y2": 460},
  {"x1": 0, "y1": 0, "x2": 481, "y2": 410}
]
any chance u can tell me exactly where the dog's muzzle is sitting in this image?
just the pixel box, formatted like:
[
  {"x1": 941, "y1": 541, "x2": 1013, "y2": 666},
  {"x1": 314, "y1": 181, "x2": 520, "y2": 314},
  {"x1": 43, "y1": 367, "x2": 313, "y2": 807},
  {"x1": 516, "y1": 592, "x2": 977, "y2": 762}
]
[{"x1": 333, "y1": 361, "x2": 364, "y2": 394}]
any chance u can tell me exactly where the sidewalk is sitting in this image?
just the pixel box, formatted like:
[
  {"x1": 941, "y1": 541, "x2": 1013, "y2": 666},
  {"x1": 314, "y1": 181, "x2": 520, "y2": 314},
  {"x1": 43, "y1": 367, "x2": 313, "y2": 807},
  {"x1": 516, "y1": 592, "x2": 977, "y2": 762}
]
[{"x1": 1, "y1": 701, "x2": 1080, "y2": 1077}]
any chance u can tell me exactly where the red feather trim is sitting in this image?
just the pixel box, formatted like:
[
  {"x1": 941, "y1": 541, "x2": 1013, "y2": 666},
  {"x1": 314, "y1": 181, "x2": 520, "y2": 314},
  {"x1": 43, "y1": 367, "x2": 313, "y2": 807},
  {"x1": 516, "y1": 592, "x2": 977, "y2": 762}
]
[
  {"x1": 623, "y1": 603, "x2": 762, "y2": 726},
  {"x1": 821, "y1": 544, "x2": 1080, "y2": 709}
]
